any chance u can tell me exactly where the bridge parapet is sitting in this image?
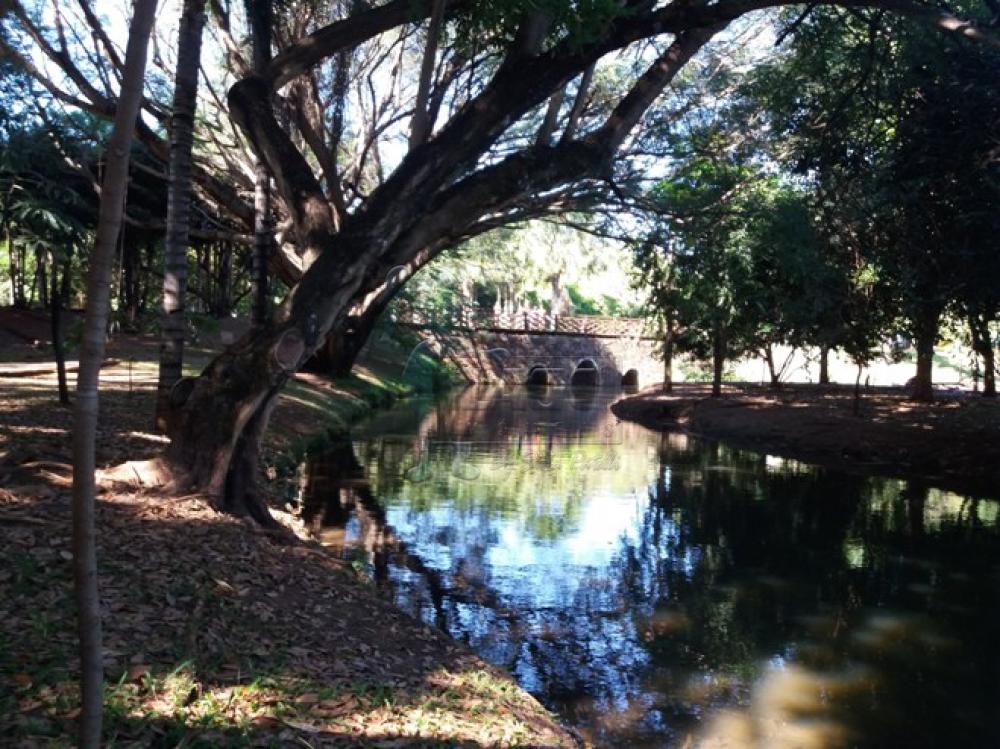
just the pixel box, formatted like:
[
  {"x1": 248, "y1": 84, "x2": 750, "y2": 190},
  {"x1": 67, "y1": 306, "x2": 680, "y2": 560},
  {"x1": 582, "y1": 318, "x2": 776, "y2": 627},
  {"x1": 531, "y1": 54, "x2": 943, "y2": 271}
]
[{"x1": 406, "y1": 308, "x2": 649, "y2": 338}]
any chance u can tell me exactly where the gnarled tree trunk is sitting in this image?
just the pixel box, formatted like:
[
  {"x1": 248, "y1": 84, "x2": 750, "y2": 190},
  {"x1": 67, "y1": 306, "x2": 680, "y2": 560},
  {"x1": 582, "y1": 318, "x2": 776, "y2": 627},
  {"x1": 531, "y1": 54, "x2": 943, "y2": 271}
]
[{"x1": 164, "y1": 11, "x2": 718, "y2": 518}]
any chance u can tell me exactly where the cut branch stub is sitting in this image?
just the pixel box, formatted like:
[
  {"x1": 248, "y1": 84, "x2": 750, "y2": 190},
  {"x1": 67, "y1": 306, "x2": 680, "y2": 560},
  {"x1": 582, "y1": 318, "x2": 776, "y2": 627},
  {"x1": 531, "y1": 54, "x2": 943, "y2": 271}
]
[
  {"x1": 272, "y1": 328, "x2": 306, "y2": 372},
  {"x1": 169, "y1": 376, "x2": 198, "y2": 408}
]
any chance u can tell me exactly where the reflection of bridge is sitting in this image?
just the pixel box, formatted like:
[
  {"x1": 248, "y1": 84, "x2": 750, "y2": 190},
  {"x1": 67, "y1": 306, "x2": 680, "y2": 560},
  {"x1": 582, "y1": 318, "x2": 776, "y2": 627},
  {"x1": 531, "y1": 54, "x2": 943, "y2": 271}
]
[{"x1": 403, "y1": 310, "x2": 661, "y2": 388}]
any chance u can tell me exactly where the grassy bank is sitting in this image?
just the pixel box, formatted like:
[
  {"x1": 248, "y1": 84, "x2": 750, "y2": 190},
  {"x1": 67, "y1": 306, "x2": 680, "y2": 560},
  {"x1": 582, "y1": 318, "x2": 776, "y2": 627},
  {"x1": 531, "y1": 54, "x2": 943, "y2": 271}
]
[{"x1": 0, "y1": 326, "x2": 578, "y2": 747}]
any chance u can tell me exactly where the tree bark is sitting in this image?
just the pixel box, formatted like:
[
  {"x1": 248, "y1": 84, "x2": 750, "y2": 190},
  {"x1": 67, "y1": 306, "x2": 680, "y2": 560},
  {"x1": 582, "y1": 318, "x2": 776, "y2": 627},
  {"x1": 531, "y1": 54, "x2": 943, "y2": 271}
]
[
  {"x1": 51, "y1": 253, "x2": 71, "y2": 405},
  {"x1": 156, "y1": 0, "x2": 208, "y2": 432},
  {"x1": 70, "y1": 2, "x2": 156, "y2": 745},
  {"x1": 819, "y1": 345, "x2": 830, "y2": 385},
  {"x1": 911, "y1": 307, "x2": 939, "y2": 402}
]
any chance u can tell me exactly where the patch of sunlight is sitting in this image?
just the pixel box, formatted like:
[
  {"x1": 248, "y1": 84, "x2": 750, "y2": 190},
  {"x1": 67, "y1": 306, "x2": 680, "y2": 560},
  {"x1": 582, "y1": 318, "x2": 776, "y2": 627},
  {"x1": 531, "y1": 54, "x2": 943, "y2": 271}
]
[
  {"x1": 127, "y1": 430, "x2": 170, "y2": 445},
  {"x1": 843, "y1": 539, "x2": 866, "y2": 569},
  {"x1": 6, "y1": 425, "x2": 69, "y2": 435},
  {"x1": 695, "y1": 662, "x2": 871, "y2": 749},
  {"x1": 850, "y1": 611, "x2": 960, "y2": 653},
  {"x1": 765, "y1": 454, "x2": 809, "y2": 475},
  {"x1": 923, "y1": 489, "x2": 999, "y2": 531},
  {"x1": 664, "y1": 432, "x2": 690, "y2": 450}
]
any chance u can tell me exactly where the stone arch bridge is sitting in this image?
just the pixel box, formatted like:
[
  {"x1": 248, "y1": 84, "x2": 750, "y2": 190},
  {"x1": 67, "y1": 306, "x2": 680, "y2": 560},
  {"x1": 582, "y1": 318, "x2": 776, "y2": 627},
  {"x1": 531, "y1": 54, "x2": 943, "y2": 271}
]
[{"x1": 408, "y1": 310, "x2": 662, "y2": 389}]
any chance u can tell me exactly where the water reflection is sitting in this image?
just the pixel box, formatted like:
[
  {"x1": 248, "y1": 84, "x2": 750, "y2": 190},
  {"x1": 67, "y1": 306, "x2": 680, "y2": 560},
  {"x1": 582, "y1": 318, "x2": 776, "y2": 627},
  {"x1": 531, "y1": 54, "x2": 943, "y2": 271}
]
[{"x1": 300, "y1": 386, "x2": 1000, "y2": 748}]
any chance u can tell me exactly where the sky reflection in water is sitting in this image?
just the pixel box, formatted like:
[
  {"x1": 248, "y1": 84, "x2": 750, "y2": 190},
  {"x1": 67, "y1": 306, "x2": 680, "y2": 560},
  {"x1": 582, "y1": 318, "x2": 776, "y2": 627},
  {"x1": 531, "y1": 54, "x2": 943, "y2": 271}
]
[{"x1": 301, "y1": 386, "x2": 1000, "y2": 748}]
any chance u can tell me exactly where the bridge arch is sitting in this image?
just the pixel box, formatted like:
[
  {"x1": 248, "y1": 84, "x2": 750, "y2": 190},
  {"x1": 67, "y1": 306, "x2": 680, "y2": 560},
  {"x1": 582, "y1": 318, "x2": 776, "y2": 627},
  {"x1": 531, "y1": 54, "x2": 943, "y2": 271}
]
[
  {"x1": 526, "y1": 365, "x2": 551, "y2": 386},
  {"x1": 570, "y1": 358, "x2": 600, "y2": 387},
  {"x1": 621, "y1": 369, "x2": 639, "y2": 390}
]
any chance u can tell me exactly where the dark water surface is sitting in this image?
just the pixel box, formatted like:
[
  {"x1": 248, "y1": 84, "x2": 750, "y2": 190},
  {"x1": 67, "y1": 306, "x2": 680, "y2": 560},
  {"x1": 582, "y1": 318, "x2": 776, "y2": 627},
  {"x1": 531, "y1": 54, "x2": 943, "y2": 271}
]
[{"x1": 300, "y1": 387, "x2": 1000, "y2": 748}]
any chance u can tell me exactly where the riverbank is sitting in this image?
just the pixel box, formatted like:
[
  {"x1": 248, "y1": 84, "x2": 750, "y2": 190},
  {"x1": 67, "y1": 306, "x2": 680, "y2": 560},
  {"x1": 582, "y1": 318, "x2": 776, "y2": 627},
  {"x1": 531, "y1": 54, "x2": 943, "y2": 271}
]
[
  {"x1": 0, "y1": 334, "x2": 577, "y2": 747},
  {"x1": 612, "y1": 383, "x2": 1000, "y2": 494}
]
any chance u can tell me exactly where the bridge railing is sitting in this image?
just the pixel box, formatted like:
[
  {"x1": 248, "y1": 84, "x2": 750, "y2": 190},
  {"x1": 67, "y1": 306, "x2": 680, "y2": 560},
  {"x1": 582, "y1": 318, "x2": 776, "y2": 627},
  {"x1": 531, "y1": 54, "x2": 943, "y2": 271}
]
[{"x1": 436, "y1": 308, "x2": 647, "y2": 338}]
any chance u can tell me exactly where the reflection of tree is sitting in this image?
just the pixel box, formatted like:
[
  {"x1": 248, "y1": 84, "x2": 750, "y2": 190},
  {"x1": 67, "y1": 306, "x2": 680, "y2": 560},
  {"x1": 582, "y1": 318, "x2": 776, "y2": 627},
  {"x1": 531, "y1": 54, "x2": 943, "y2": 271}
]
[
  {"x1": 302, "y1": 392, "x2": 1000, "y2": 747},
  {"x1": 302, "y1": 438, "x2": 519, "y2": 631}
]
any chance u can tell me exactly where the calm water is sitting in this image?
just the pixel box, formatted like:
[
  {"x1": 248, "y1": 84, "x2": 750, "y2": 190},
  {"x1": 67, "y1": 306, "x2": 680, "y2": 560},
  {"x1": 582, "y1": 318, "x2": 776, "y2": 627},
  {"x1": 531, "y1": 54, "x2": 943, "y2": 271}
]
[{"x1": 300, "y1": 387, "x2": 1000, "y2": 747}]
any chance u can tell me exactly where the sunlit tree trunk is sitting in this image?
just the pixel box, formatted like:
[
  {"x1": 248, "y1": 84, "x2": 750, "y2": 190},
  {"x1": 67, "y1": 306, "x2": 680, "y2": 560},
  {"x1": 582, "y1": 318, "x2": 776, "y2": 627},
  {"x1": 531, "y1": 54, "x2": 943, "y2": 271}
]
[
  {"x1": 156, "y1": 0, "x2": 208, "y2": 431},
  {"x1": 409, "y1": 0, "x2": 446, "y2": 148},
  {"x1": 70, "y1": 2, "x2": 156, "y2": 744}
]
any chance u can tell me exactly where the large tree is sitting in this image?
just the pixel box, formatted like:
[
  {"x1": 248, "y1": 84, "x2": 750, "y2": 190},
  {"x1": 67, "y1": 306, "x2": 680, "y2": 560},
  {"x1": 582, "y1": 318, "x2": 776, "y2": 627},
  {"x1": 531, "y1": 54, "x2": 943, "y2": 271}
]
[
  {"x1": 8, "y1": 0, "x2": 996, "y2": 520},
  {"x1": 164, "y1": 0, "x2": 1000, "y2": 520}
]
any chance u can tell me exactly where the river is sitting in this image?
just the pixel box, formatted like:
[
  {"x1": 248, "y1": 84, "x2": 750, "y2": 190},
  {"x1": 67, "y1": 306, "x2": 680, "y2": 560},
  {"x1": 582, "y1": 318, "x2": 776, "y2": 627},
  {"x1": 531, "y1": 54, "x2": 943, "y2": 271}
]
[{"x1": 300, "y1": 386, "x2": 1000, "y2": 748}]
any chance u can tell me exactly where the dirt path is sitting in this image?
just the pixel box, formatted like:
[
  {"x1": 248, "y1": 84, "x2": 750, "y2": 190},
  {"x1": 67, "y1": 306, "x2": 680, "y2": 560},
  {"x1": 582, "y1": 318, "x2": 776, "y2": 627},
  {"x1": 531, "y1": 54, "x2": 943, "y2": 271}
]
[{"x1": 612, "y1": 383, "x2": 1000, "y2": 495}]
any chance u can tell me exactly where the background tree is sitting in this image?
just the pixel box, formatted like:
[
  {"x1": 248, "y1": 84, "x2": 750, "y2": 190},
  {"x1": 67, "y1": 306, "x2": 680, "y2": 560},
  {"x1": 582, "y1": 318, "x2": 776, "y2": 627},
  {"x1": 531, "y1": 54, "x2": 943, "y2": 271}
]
[{"x1": 157, "y1": 0, "x2": 209, "y2": 430}]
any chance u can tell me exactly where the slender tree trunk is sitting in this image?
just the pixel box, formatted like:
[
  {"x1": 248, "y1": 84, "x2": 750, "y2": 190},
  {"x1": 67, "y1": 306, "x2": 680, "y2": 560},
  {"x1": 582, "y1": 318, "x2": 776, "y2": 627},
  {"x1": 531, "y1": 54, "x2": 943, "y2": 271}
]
[
  {"x1": 216, "y1": 243, "x2": 232, "y2": 315},
  {"x1": 71, "y1": 3, "x2": 155, "y2": 746},
  {"x1": 121, "y1": 241, "x2": 140, "y2": 329},
  {"x1": 819, "y1": 345, "x2": 830, "y2": 385},
  {"x1": 51, "y1": 253, "x2": 71, "y2": 405},
  {"x1": 853, "y1": 361, "x2": 863, "y2": 416},
  {"x1": 911, "y1": 307, "x2": 939, "y2": 402},
  {"x1": 6, "y1": 224, "x2": 22, "y2": 307},
  {"x1": 712, "y1": 323, "x2": 724, "y2": 398},
  {"x1": 156, "y1": 0, "x2": 208, "y2": 431},
  {"x1": 662, "y1": 314, "x2": 674, "y2": 393},
  {"x1": 246, "y1": 0, "x2": 273, "y2": 330},
  {"x1": 34, "y1": 247, "x2": 48, "y2": 308},
  {"x1": 985, "y1": 346, "x2": 996, "y2": 398},
  {"x1": 15, "y1": 240, "x2": 27, "y2": 307},
  {"x1": 409, "y1": 0, "x2": 446, "y2": 148},
  {"x1": 968, "y1": 313, "x2": 996, "y2": 398},
  {"x1": 764, "y1": 343, "x2": 780, "y2": 389}
]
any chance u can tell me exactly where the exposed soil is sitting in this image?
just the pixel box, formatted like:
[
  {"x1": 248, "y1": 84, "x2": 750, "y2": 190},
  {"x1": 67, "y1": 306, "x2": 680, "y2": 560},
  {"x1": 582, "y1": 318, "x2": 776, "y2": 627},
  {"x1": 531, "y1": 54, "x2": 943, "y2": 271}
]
[
  {"x1": 612, "y1": 383, "x2": 1000, "y2": 496},
  {"x1": 0, "y1": 327, "x2": 577, "y2": 747}
]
